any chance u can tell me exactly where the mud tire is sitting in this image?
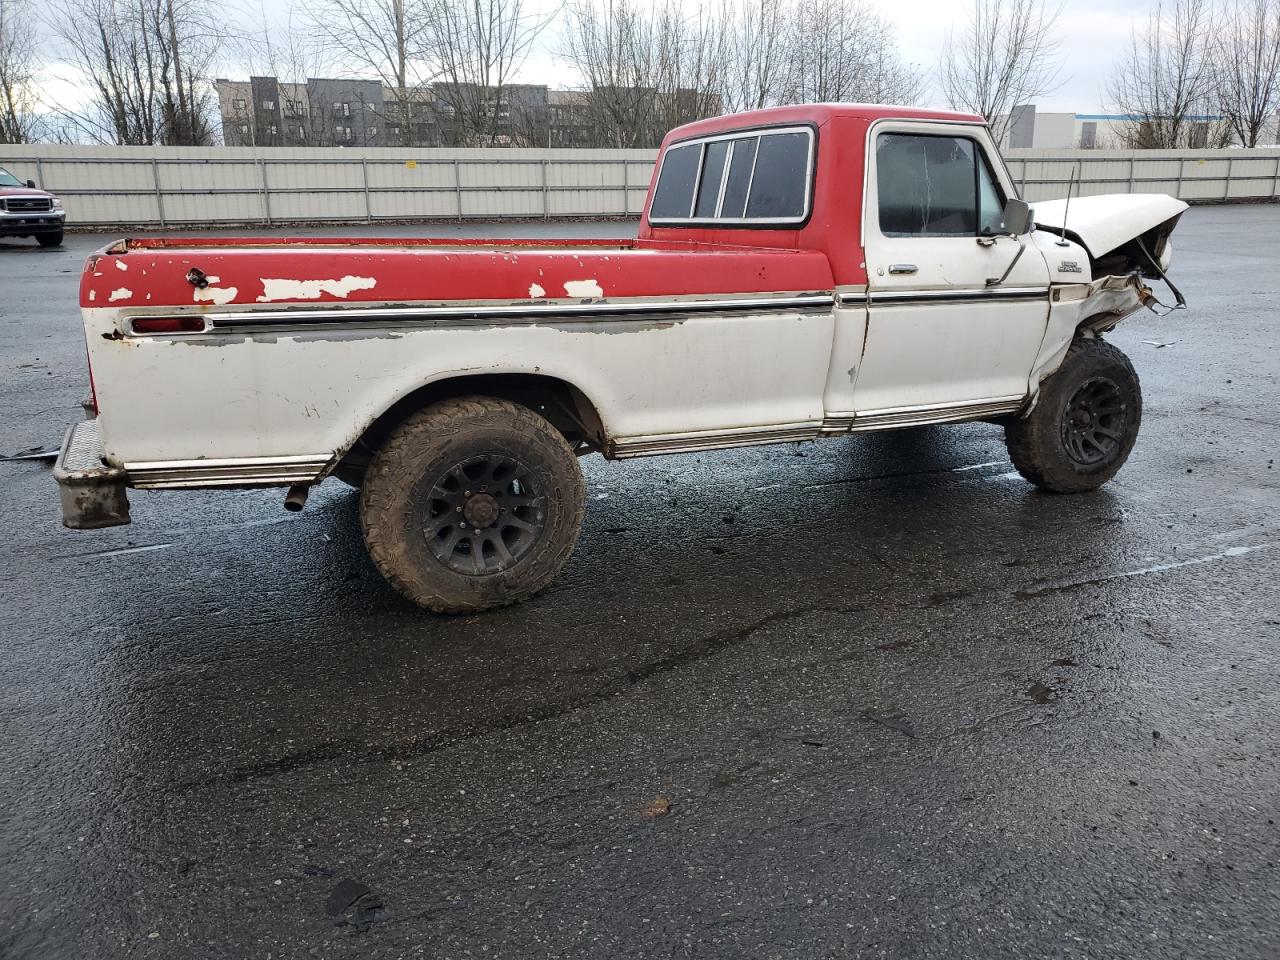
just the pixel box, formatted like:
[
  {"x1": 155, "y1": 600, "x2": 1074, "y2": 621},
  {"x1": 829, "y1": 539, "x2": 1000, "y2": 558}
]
[
  {"x1": 1005, "y1": 337, "x2": 1142, "y2": 493},
  {"x1": 360, "y1": 396, "x2": 586, "y2": 613}
]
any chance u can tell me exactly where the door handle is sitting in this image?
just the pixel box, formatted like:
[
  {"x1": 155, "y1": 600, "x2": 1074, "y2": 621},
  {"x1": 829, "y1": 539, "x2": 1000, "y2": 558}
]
[{"x1": 888, "y1": 263, "x2": 918, "y2": 275}]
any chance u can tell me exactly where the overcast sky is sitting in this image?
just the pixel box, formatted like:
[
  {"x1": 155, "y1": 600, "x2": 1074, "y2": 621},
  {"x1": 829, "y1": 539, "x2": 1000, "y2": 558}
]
[
  {"x1": 34, "y1": 0, "x2": 1155, "y2": 117},
  {"x1": 516, "y1": 0, "x2": 1150, "y2": 115}
]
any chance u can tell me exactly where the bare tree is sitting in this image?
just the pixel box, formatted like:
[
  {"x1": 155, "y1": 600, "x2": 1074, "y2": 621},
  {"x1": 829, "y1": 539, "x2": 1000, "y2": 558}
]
[
  {"x1": 561, "y1": 0, "x2": 660, "y2": 146},
  {"x1": 721, "y1": 0, "x2": 788, "y2": 112},
  {"x1": 647, "y1": 0, "x2": 732, "y2": 136},
  {"x1": 1213, "y1": 0, "x2": 1280, "y2": 146},
  {"x1": 0, "y1": 0, "x2": 40, "y2": 142},
  {"x1": 857, "y1": 29, "x2": 926, "y2": 105},
  {"x1": 427, "y1": 0, "x2": 555, "y2": 145},
  {"x1": 940, "y1": 0, "x2": 1063, "y2": 144},
  {"x1": 49, "y1": 0, "x2": 223, "y2": 144},
  {"x1": 781, "y1": 0, "x2": 922, "y2": 105},
  {"x1": 303, "y1": 0, "x2": 433, "y2": 145},
  {"x1": 1107, "y1": 0, "x2": 1224, "y2": 148}
]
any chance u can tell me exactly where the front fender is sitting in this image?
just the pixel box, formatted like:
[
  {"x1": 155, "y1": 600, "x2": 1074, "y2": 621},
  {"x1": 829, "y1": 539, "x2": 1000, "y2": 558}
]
[{"x1": 1024, "y1": 274, "x2": 1155, "y2": 411}]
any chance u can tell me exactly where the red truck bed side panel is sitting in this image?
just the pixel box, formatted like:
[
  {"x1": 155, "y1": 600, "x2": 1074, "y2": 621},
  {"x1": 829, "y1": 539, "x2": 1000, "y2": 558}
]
[{"x1": 81, "y1": 242, "x2": 835, "y2": 309}]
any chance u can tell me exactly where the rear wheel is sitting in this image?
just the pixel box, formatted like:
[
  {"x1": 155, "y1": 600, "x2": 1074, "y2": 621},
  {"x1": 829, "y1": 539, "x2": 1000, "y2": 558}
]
[
  {"x1": 36, "y1": 231, "x2": 63, "y2": 247},
  {"x1": 359, "y1": 396, "x2": 586, "y2": 613},
  {"x1": 1005, "y1": 337, "x2": 1141, "y2": 493}
]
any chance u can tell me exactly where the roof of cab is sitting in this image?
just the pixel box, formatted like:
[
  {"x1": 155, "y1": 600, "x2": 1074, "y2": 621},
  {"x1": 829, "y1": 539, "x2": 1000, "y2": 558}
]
[{"x1": 661, "y1": 103, "x2": 987, "y2": 145}]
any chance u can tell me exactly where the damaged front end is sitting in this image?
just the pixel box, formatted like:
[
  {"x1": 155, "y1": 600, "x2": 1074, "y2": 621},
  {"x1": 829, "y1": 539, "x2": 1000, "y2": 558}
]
[
  {"x1": 1035, "y1": 192, "x2": 1190, "y2": 326},
  {"x1": 1052, "y1": 273, "x2": 1165, "y2": 336}
]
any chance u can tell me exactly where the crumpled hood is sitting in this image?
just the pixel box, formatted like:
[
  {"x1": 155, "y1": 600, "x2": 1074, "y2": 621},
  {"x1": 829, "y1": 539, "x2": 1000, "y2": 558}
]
[{"x1": 1032, "y1": 193, "x2": 1189, "y2": 258}]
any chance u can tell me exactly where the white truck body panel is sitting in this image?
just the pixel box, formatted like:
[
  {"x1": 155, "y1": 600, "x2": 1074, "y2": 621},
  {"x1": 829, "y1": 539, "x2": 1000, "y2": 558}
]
[{"x1": 82, "y1": 296, "x2": 838, "y2": 481}]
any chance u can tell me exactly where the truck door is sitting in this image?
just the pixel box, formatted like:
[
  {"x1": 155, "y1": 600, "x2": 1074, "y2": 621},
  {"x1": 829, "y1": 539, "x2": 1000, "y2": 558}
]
[{"x1": 852, "y1": 123, "x2": 1051, "y2": 424}]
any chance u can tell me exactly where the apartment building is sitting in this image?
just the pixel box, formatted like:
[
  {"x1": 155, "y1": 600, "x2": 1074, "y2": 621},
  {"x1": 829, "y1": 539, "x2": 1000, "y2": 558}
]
[
  {"x1": 216, "y1": 76, "x2": 386, "y2": 147},
  {"x1": 214, "y1": 77, "x2": 594, "y2": 148}
]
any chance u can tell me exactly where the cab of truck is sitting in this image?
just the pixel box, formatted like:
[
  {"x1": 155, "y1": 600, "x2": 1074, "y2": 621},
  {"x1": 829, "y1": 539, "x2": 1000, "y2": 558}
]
[
  {"x1": 639, "y1": 104, "x2": 1182, "y2": 420},
  {"x1": 0, "y1": 165, "x2": 66, "y2": 247}
]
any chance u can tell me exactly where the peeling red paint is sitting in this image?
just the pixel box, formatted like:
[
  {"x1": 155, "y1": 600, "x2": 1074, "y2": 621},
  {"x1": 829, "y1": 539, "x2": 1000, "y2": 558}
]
[{"x1": 79, "y1": 242, "x2": 836, "y2": 309}]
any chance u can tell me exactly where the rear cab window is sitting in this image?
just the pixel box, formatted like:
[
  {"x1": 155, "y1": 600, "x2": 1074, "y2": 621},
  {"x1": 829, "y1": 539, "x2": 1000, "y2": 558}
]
[
  {"x1": 875, "y1": 132, "x2": 1008, "y2": 238},
  {"x1": 649, "y1": 125, "x2": 815, "y2": 226}
]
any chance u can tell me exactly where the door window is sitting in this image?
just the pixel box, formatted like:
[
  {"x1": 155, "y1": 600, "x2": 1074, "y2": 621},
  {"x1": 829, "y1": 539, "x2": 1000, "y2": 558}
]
[{"x1": 876, "y1": 133, "x2": 1007, "y2": 238}]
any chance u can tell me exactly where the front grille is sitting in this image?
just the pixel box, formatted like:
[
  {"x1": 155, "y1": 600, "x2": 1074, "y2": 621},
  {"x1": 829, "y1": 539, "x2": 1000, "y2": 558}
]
[{"x1": 4, "y1": 196, "x2": 52, "y2": 213}]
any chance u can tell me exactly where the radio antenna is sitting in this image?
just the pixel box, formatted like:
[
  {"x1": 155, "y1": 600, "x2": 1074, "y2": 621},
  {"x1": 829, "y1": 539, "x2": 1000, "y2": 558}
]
[{"x1": 1056, "y1": 162, "x2": 1080, "y2": 247}]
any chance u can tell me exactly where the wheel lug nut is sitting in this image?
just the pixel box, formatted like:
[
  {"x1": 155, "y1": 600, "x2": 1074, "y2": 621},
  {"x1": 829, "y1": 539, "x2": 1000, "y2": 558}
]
[{"x1": 456, "y1": 505, "x2": 463, "y2": 512}]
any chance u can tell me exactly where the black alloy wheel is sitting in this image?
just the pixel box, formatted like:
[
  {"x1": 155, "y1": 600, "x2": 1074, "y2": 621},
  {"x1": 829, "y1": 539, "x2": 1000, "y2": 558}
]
[
  {"x1": 1060, "y1": 376, "x2": 1129, "y2": 468},
  {"x1": 424, "y1": 454, "x2": 546, "y2": 575}
]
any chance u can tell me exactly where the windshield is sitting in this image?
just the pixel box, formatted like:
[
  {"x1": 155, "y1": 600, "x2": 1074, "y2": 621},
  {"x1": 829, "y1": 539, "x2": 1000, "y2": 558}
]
[{"x1": 0, "y1": 167, "x2": 25, "y2": 187}]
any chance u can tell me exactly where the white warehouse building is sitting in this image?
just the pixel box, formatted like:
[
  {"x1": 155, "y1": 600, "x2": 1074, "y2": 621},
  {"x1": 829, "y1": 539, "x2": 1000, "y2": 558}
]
[{"x1": 997, "y1": 104, "x2": 1280, "y2": 150}]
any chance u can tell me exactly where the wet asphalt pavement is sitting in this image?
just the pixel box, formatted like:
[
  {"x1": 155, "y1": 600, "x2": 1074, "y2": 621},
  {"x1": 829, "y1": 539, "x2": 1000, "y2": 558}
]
[{"x1": 1, "y1": 208, "x2": 1278, "y2": 959}]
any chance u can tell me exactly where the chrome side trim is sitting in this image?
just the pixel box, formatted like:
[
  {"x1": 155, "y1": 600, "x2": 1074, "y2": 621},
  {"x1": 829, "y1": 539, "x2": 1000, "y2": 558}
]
[
  {"x1": 869, "y1": 287, "x2": 1048, "y2": 306},
  {"x1": 608, "y1": 423, "x2": 821, "y2": 459},
  {"x1": 126, "y1": 454, "x2": 331, "y2": 489},
  {"x1": 608, "y1": 396, "x2": 1027, "y2": 458},
  {"x1": 172, "y1": 293, "x2": 836, "y2": 332},
  {"x1": 850, "y1": 395, "x2": 1026, "y2": 430},
  {"x1": 838, "y1": 287, "x2": 1048, "y2": 307}
]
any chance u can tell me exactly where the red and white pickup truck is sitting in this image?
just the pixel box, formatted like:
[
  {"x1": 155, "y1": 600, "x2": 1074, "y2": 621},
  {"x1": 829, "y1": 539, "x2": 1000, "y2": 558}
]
[{"x1": 56, "y1": 104, "x2": 1187, "y2": 612}]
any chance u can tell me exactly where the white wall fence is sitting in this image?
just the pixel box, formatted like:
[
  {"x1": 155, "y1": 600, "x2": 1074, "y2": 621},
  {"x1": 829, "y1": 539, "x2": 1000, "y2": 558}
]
[
  {"x1": 2, "y1": 143, "x2": 1278, "y2": 229},
  {"x1": 1004, "y1": 148, "x2": 1280, "y2": 203},
  {"x1": 0, "y1": 144, "x2": 658, "y2": 228}
]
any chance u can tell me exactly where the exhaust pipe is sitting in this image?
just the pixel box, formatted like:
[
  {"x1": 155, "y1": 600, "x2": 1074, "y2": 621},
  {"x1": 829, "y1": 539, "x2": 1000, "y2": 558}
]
[{"x1": 284, "y1": 484, "x2": 310, "y2": 512}]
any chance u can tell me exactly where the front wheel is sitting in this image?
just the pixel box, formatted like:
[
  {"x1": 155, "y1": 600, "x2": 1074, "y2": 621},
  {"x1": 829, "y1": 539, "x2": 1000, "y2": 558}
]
[
  {"x1": 36, "y1": 231, "x2": 63, "y2": 247},
  {"x1": 1005, "y1": 337, "x2": 1142, "y2": 493},
  {"x1": 359, "y1": 396, "x2": 586, "y2": 613}
]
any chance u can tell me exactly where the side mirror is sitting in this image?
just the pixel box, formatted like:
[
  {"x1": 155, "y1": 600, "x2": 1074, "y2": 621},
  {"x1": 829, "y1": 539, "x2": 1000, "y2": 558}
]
[
  {"x1": 25, "y1": 179, "x2": 36, "y2": 189},
  {"x1": 1002, "y1": 197, "x2": 1032, "y2": 236}
]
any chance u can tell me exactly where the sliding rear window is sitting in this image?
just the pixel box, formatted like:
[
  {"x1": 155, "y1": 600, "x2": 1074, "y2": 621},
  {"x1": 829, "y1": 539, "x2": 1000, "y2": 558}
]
[{"x1": 648, "y1": 126, "x2": 815, "y2": 226}]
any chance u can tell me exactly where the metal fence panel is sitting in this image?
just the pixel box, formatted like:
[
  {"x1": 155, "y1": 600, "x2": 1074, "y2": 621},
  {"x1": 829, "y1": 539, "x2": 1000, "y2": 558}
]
[{"x1": 0, "y1": 144, "x2": 1275, "y2": 229}]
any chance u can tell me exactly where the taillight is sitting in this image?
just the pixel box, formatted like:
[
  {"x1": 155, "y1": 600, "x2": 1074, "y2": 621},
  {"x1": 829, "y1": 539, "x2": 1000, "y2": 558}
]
[{"x1": 130, "y1": 316, "x2": 207, "y2": 334}]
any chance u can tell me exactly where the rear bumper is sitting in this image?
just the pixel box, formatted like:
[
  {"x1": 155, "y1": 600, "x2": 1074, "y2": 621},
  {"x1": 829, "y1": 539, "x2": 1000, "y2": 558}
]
[{"x1": 53, "y1": 419, "x2": 131, "y2": 529}]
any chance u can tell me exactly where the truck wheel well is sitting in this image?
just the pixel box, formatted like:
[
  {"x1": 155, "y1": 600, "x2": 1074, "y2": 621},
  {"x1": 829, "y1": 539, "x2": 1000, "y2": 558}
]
[{"x1": 337, "y1": 374, "x2": 607, "y2": 476}]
